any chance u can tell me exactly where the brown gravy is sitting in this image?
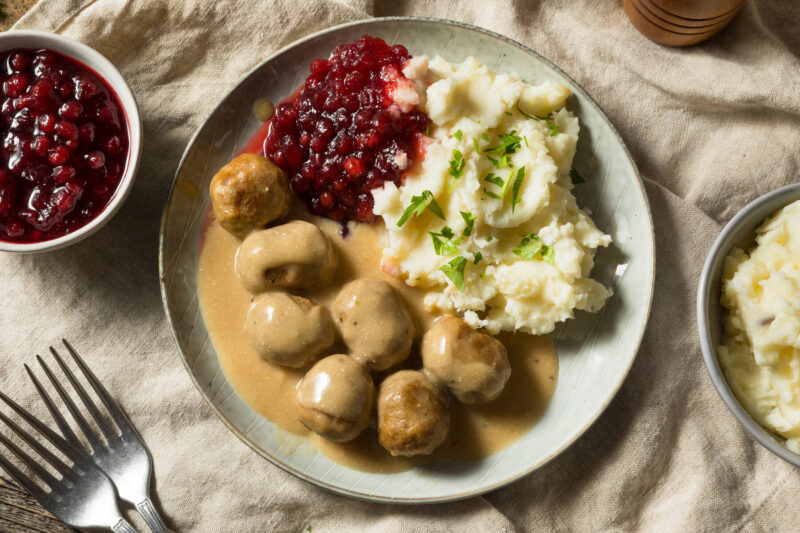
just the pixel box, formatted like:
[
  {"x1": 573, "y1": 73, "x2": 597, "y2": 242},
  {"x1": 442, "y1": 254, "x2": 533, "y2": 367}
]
[{"x1": 197, "y1": 210, "x2": 558, "y2": 473}]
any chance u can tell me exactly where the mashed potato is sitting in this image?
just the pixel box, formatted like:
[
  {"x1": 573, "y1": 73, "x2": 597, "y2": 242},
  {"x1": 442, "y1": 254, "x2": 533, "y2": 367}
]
[
  {"x1": 719, "y1": 199, "x2": 800, "y2": 452},
  {"x1": 372, "y1": 56, "x2": 612, "y2": 335}
]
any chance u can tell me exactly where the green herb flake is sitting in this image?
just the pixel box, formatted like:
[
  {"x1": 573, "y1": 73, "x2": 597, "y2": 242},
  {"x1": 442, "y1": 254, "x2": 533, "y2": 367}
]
[
  {"x1": 504, "y1": 111, "x2": 513, "y2": 116},
  {"x1": 397, "y1": 190, "x2": 445, "y2": 227},
  {"x1": 447, "y1": 149, "x2": 466, "y2": 192},
  {"x1": 430, "y1": 231, "x2": 461, "y2": 256},
  {"x1": 515, "y1": 100, "x2": 546, "y2": 121},
  {"x1": 512, "y1": 233, "x2": 555, "y2": 264},
  {"x1": 460, "y1": 211, "x2": 476, "y2": 237},
  {"x1": 473, "y1": 251, "x2": 483, "y2": 264},
  {"x1": 511, "y1": 167, "x2": 525, "y2": 212},
  {"x1": 499, "y1": 167, "x2": 515, "y2": 199},
  {"x1": 523, "y1": 136, "x2": 529, "y2": 147},
  {"x1": 454, "y1": 129, "x2": 463, "y2": 141},
  {"x1": 570, "y1": 168, "x2": 585, "y2": 184},
  {"x1": 548, "y1": 122, "x2": 559, "y2": 137},
  {"x1": 472, "y1": 137, "x2": 480, "y2": 153},
  {"x1": 484, "y1": 173, "x2": 504, "y2": 187},
  {"x1": 486, "y1": 236, "x2": 494, "y2": 242},
  {"x1": 480, "y1": 268, "x2": 487, "y2": 279},
  {"x1": 485, "y1": 131, "x2": 522, "y2": 155},
  {"x1": 481, "y1": 132, "x2": 489, "y2": 141},
  {"x1": 440, "y1": 256, "x2": 468, "y2": 290},
  {"x1": 483, "y1": 188, "x2": 502, "y2": 200},
  {"x1": 425, "y1": 124, "x2": 430, "y2": 136}
]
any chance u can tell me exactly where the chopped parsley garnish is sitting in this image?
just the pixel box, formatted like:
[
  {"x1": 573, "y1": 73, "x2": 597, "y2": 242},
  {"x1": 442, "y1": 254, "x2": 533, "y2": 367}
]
[
  {"x1": 460, "y1": 211, "x2": 475, "y2": 237},
  {"x1": 397, "y1": 190, "x2": 445, "y2": 227},
  {"x1": 481, "y1": 132, "x2": 489, "y2": 141},
  {"x1": 504, "y1": 111, "x2": 512, "y2": 116},
  {"x1": 472, "y1": 137, "x2": 480, "y2": 153},
  {"x1": 447, "y1": 149, "x2": 466, "y2": 192},
  {"x1": 499, "y1": 167, "x2": 515, "y2": 198},
  {"x1": 483, "y1": 188, "x2": 502, "y2": 200},
  {"x1": 523, "y1": 135, "x2": 529, "y2": 147},
  {"x1": 512, "y1": 233, "x2": 555, "y2": 264},
  {"x1": 454, "y1": 129, "x2": 463, "y2": 141},
  {"x1": 480, "y1": 268, "x2": 487, "y2": 279},
  {"x1": 440, "y1": 256, "x2": 467, "y2": 290},
  {"x1": 511, "y1": 167, "x2": 525, "y2": 212},
  {"x1": 485, "y1": 131, "x2": 522, "y2": 155},
  {"x1": 473, "y1": 251, "x2": 483, "y2": 264},
  {"x1": 484, "y1": 173, "x2": 504, "y2": 187},
  {"x1": 430, "y1": 227, "x2": 462, "y2": 256},
  {"x1": 425, "y1": 124, "x2": 430, "y2": 136},
  {"x1": 486, "y1": 236, "x2": 493, "y2": 242},
  {"x1": 487, "y1": 153, "x2": 510, "y2": 169},
  {"x1": 514, "y1": 100, "x2": 546, "y2": 121},
  {"x1": 570, "y1": 168, "x2": 585, "y2": 184},
  {"x1": 548, "y1": 122, "x2": 559, "y2": 137}
]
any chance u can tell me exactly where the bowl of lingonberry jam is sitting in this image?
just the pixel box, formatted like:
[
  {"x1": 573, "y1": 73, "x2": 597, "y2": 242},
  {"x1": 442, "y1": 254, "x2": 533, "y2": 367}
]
[{"x1": 0, "y1": 31, "x2": 141, "y2": 253}]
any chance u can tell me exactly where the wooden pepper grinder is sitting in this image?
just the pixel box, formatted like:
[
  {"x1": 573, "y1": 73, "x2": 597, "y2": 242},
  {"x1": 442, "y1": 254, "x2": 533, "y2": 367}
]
[{"x1": 622, "y1": 0, "x2": 746, "y2": 47}]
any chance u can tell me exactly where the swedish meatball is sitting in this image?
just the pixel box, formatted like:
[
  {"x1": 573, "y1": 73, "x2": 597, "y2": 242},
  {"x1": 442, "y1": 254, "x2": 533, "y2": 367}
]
[
  {"x1": 377, "y1": 370, "x2": 449, "y2": 457},
  {"x1": 421, "y1": 316, "x2": 510, "y2": 404},
  {"x1": 209, "y1": 153, "x2": 290, "y2": 237},
  {"x1": 297, "y1": 354, "x2": 375, "y2": 442},
  {"x1": 236, "y1": 220, "x2": 337, "y2": 293},
  {"x1": 333, "y1": 279, "x2": 414, "y2": 371},
  {"x1": 245, "y1": 292, "x2": 335, "y2": 368}
]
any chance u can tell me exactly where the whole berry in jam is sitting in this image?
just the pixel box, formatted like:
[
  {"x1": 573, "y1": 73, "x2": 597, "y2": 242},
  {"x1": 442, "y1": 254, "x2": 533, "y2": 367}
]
[
  {"x1": 264, "y1": 35, "x2": 428, "y2": 225},
  {"x1": 0, "y1": 48, "x2": 129, "y2": 243}
]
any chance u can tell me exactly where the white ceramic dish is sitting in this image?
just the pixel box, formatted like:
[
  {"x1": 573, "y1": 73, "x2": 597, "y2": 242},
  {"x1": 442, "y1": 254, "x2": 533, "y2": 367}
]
[
  {"x1": 159, "y1": 17, "x2": 655, "y2": 502},
  {"x1": 0, "y1": 30, "x2": 142, "y2": 253},
  {"x1": 698, "y1": 182, "x2": 800, "y2": 468}
]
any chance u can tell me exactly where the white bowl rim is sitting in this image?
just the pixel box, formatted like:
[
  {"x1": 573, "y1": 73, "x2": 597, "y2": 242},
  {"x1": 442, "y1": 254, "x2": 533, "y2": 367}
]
[
  {"x1": 0, "y1": 29, "x2": 142, "y2": 253},
  {"x1": 159, "y1": 16, "x2": 657, "y2": 503},
  {"x1": 697, "y1": 182, "x2": 800, "y2": 468}
]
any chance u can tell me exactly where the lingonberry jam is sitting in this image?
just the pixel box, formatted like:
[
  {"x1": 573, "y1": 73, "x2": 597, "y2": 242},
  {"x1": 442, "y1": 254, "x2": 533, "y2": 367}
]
[
  {"x1": 264, "y1": 35, "x2": 429, "y2": 224},
  {"x1": 0, "y1": 48, "x2": 129, "y2": 243}
]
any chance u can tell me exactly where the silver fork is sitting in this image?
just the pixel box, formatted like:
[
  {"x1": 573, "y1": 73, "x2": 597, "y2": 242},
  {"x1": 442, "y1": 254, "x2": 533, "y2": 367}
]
[
  {"x1": 0, "y1": 389, "x2": 137, "y2": 532},
  {"x1": 24, "y1": 340, "x2": 170, "y2": 533}
]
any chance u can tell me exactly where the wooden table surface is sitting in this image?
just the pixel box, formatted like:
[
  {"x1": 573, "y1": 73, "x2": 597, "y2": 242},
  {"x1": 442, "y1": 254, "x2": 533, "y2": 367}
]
[{"x1": 1, "y1": 3, "x2": 79, "y2": 531}]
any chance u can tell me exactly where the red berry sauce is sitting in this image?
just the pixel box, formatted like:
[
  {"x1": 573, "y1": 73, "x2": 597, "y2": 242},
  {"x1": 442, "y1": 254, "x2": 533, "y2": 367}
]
[
  {"x1": 264, "y1": 35, "x2": 429, "y2": 224},
  {"x1": 0, "y1": 48, "x2": 129, "y2": 243}
]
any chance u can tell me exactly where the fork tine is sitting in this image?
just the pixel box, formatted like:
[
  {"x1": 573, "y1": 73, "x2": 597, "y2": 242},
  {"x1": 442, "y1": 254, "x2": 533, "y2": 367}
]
[
  {"x1": 35, "y1": 355, "x2": 104, "y2": 452},
  {"x1": 0, "y1": 389, "x2": 84, "y2": 464},
  {"x1": 49, "y1": 346, "x2": 116, "y2": 442},
  {"x1": 61, "y1": 340, "x2": 134, "y2": 436},
  {"x1": 0, "y1": 430, "x2": 64, "y2": 493},
  {"x1": 0, "y1": 448, "x2": 45, "y2": 500},
  {"x1": 0, "y1": 410, "x2": 71, "y2": 478},
  {"x1": 23, "y1": 365, "x2": 80, "y2": 446}
]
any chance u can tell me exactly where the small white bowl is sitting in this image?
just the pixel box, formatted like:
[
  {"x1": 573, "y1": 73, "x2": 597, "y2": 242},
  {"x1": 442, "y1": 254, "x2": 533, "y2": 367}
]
[
  {"x1": 698, "y1": 182, "x2": 800, "y2": 467},
  {"x1": 0, "y1": 30, "x2": 142, "y2": 253}
]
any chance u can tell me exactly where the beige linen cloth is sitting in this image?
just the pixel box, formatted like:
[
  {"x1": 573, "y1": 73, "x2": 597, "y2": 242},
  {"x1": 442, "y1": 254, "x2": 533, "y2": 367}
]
[{"x1": 2, "y1": 0, "x2": 799, "y2": 531}]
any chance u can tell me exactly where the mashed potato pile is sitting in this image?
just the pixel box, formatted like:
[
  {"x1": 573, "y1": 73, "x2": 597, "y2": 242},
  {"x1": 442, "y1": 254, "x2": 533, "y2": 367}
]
[
  {"x1": 719, "y1": 199, "x2": 800, "y2": 452},
  {"x1": 372, "y1": 56, "x2": 612, "y2": 335}
]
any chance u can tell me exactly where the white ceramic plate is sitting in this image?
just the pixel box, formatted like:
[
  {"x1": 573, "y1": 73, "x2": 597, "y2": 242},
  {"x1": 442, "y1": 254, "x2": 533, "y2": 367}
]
[{"x1": 159, "y1": 17, "x2": 655, "y2": 503}]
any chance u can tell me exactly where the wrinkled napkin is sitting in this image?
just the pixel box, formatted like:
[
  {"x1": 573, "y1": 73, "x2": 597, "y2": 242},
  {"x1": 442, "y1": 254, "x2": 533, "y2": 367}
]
[{"x1": 3, "y1": 0, "x2": 800, "y2": 531}]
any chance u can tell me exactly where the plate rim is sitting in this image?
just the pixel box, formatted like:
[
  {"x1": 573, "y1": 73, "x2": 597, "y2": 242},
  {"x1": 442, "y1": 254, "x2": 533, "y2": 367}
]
[{"x1": 158, "y1": 15, "x2": 656, "y2": 504}]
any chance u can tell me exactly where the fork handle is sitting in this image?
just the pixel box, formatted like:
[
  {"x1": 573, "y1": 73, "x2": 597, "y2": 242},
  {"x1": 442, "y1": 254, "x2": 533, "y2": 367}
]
[
  {"x1": 112, "y1": 517, "x2": 138, "y2": 533},
  {"x1": 137, "y1": 497, "x2": 169, "y2": 533}
]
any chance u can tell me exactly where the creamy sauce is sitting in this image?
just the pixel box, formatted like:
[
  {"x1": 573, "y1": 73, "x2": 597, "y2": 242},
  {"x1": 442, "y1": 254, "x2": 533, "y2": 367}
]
[{"x1": 197, "y1": 206, "x2": 558, "y2": 473}]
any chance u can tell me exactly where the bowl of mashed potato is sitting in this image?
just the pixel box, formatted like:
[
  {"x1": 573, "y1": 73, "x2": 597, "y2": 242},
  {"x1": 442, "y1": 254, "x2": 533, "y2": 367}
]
[{"x1": 698, "y1": 182, "x2": 800, "y2": 467}]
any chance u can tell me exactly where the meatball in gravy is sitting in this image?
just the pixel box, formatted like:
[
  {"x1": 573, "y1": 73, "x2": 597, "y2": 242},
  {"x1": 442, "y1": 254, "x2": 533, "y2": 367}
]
[
  {"x1": 333, "y1": 279, "x2": 415, "y2": 371},
  {"x1": 245, "y1": 292, "x2": 335, "y2": 368},
  {"x1": 209, "y1": 153, "x2": 290, "y2": 237},
  {"x1": 297, "y1": 354, "x2": 375, "y2": 442},
  {"x1": 377, "y1": 370, "x2": 449, "y2": 457},
  {"x1": 421, "y1": 316, "x2": 510, "y2": 404},
  {"x1": 236, "y1": 220, "x2": 337, "y2": 293}
]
